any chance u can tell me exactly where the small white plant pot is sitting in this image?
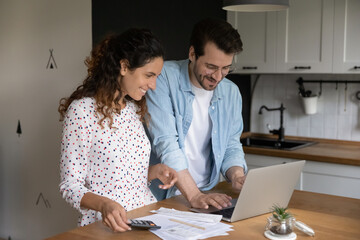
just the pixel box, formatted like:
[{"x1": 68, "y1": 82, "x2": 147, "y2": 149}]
[{"x1": 301, "y1": 95, "x2": 318, "y2": 115}]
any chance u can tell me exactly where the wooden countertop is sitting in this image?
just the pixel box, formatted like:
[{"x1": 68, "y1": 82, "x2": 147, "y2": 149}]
[
  {"x1": 46, "y1": 181, "x2": 360, "y2": 240},
  {"x1": 241, "y1": 133, "x2": 360, "y2": 166}
]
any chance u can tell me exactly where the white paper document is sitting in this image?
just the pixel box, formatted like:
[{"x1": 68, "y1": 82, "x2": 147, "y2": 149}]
[
  {"x1": 151, "y1": 207, "x2": 222, "y2": 223},
  {"x1": 136, "y1": 208, "x2": 233, "y2": 240}
]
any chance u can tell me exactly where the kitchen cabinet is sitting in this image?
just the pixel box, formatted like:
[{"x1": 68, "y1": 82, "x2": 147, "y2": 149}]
[
  {"x1": 333, "y1": 0, "x2": 360, "y2": 73},
  {"x1": 301, "y1": 160, "x2": 360, "y2": 199},
  {"x1": 227, "y1": 11, "x2": 277, "y2": 73},
  {"x1": 228, "y1": 0, "x2": 360, "y2": 74},
  {"x1": 245, "y1": 154, "x2": 360, "y2": 198},
  {"x1": 276, "y1": 0, "x2": 334, "y2": 73}
]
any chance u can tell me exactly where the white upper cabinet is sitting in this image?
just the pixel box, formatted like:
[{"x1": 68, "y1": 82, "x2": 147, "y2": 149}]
[
  {"x1": 333, "y1": 0, "x2": 360, "y2": 73},
  {"x1": 276, "y1": 0, "x2": 334, "y2": 73},
  {"x1": 227, "y1": 11, "x2": 277, "y2": 73},
  {"x1": 228, "y1": 0, "x2": 360, "y2": 74}
]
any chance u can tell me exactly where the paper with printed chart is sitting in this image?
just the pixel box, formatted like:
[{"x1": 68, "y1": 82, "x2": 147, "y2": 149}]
[{"x1": 136, "y1": 208, "x2": 233, "y2": 240}]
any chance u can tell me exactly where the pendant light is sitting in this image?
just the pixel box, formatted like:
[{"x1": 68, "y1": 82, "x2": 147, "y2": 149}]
[{"x1": 223, "y1": 0, "x2": 289, "y2": 12}]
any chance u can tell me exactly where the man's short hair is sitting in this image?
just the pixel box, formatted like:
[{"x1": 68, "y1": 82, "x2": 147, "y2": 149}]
[{"x1": 190, "y1": 18, "x2": 243, "y2": 58}]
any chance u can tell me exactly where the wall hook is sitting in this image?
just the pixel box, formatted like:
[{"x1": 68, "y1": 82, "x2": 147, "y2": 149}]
[
  {"x1": 356, "y1": 91, "x2": 360, "y2": 100},
  {"x1": 344, "y1": 82, "x2": 348, "y2": 112}
]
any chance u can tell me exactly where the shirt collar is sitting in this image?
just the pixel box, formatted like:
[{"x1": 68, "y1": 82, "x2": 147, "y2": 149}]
[{"x1": 179, "y1": 60, "x2": 192, "y2": 92}]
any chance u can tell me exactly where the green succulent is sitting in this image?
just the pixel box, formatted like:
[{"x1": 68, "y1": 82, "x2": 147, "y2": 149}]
[{"x1": 271, "y1": 205, "x2": 293, "y2": 221}]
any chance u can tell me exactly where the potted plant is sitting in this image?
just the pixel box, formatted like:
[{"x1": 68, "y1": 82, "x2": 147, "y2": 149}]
[{"x1": 266, "y1": 205, "x2": 295, "y2": 235}]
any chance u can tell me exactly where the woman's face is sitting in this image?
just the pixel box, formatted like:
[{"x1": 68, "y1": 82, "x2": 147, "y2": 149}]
[{"x1": 120, "y1": 57, "x2": 163, "y2": 101}]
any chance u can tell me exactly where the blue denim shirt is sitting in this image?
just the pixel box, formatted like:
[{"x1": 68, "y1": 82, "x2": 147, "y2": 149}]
[{"x1": 146, "y1": 60, "x2": 247, "y2": 198}]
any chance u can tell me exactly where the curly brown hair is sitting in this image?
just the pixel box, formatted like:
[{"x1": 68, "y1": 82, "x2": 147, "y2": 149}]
[{"x1": 58, "y1": 28, "x2": 164, "y2": 128}]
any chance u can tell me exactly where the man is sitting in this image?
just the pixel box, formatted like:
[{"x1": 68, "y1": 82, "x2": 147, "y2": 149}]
[{"x1": 146, "y1": 18, "x2": 247, "y2": 210}]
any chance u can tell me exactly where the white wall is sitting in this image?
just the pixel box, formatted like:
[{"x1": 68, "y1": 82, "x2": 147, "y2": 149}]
[
  {"x1": 0, "y1": 0, "x2": 92, "y2": 239},
  {"x1": 250, "y1": 74, "x2": 360, "y2": 141}
]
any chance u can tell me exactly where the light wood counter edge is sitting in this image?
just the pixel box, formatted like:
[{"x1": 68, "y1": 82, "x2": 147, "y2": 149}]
[
  {"x1": 241, "y1": 132, "x2": 360, "y2": 166},
  {"x1": 241, "y1": 132, "x2": 360, "y2": 146}
]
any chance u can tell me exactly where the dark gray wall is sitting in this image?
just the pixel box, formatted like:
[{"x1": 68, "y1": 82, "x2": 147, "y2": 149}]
[
  {"x1": 91, "y1": 0, "x2": 250, "y2": 131},
  {"x1": 227, "y1": 74, "x2": 251, "y2": 132},
  {"x1": 92, "y1": 0, "x2": 226, "y2": 60}
]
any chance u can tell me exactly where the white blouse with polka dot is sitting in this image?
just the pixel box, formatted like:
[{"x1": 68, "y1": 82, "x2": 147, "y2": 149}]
[{"x1": 59, "y1": 97, "x2": 156, "y2": 226}]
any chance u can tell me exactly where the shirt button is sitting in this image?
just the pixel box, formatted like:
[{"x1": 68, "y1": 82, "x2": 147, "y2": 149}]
[
  {"x1": 214, "y1": 130, "x2": 217, "y2": 134},
  {"x1": 212, "y1": 106, "x2": 215, "y2": 110},
  {"x1": 217, "y1": 155, "x2": 220, "y2": 158}
]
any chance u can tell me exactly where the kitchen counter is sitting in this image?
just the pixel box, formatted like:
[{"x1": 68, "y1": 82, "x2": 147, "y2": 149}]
[
  {"x1": 46, "y1": 181, "x2": 360, "y2": 240},
  {"x1": 241, "y1": 133, "x2": 360, "y2": 166}
]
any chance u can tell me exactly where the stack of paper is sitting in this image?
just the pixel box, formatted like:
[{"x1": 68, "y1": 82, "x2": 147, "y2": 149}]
[
  {"x1": 150, "y1": 207, "x2": 222, "y2": 223},
  {"x1": 136, "y1": 207, "x2": 233, "y2": 240}
]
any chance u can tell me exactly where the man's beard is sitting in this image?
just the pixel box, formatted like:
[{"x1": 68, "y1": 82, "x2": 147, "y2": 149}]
[
  {"x1": 192, "y1": 61, "x2": 221, "y2": 91},
  {"x1": 196, "y1": 73, "x2": 218, "y2": 91}
]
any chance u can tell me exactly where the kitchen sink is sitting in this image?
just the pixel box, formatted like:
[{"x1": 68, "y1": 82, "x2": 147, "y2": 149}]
[{"x1": 241, "y1": 137, "x2": 316, "y2": 151}]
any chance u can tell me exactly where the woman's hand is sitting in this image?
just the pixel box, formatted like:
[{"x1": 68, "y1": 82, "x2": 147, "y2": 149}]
[
  {"x1": 81, "y1": 192, "x2": 131, "y2": 232},
  {"x1": 148, "y1": 164, "x2": 178, "y2": 189},
  {"x1": 99, "y1": 198, "x2": 131, "y2": 232}
]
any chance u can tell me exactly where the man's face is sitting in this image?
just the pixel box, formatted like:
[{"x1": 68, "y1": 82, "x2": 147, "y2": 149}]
[{"x1": 189, "y1": 42, "x2": 234, "y2": 91}]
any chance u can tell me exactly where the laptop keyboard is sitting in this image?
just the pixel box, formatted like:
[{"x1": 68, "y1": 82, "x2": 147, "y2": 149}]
[{"x1": 212, "y1": 207, "x2": 235, "y2": 219}]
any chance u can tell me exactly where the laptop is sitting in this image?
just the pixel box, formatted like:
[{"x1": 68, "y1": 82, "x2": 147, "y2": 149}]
[{"x1": 190, "y1": 160, "x2": 305, "y2": 222}]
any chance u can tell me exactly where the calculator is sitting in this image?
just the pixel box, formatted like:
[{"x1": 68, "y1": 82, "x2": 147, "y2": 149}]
[{"x1": 129, "y1": 219, "x2": 161, "y2": 229}]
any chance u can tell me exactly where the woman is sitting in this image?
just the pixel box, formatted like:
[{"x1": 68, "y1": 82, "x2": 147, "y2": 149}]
[{"x1": 58, "y1": 28, "x2": 177, "y2": 232}]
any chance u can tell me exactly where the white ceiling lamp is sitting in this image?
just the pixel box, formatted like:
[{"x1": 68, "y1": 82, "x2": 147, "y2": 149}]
[{"x1": 223, "y1": 0, "x2": 289, "y2": 12}]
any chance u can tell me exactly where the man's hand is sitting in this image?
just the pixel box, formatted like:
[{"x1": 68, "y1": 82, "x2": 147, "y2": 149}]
[
  {"x1": 148, "y1": 164, "x2": 178, "y2": 189},
  {"x1": 226, "y1": 166, "x2": 246, "y2": 192},
  {"x1": 189, "y1": 192, "x2": 232, "y2": 209},
  {"x1": 175, "y1": 169, "x2": 232, "y2": 209}
]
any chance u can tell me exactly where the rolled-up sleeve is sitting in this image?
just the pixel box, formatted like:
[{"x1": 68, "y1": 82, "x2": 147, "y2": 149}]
[
  {"x1": 220, "y1": 86, "x2": 247, "y2": 178},
  {"x1": 146, "y1": 71, "x2": 188, "y2": 172}
]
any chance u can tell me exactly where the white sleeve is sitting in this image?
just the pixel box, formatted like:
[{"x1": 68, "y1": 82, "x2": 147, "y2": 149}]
[{"x1": 59, "y1": 101, "x2": 92, "y2": 214}]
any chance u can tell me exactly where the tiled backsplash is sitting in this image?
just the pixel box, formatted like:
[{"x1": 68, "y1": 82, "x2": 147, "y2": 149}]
[{"x1": 250, "y1": 74, "x2": 360, "y2": 141}]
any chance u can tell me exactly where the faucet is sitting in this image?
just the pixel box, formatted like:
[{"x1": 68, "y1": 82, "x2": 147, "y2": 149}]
[{"x1": 258, "y1": 103, "x2": 286, "y2": 142}]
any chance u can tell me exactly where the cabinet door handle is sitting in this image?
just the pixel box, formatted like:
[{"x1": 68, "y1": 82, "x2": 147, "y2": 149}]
[
  {"x1": 242, "y1": 66, "x2": 258, "y2": 70},
  {"x1": 354, "y1": 66, "x2": 360, "y2": 69},
  {"x1": 294, "y1": 66, "x2": 311, "y2": 70}
]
